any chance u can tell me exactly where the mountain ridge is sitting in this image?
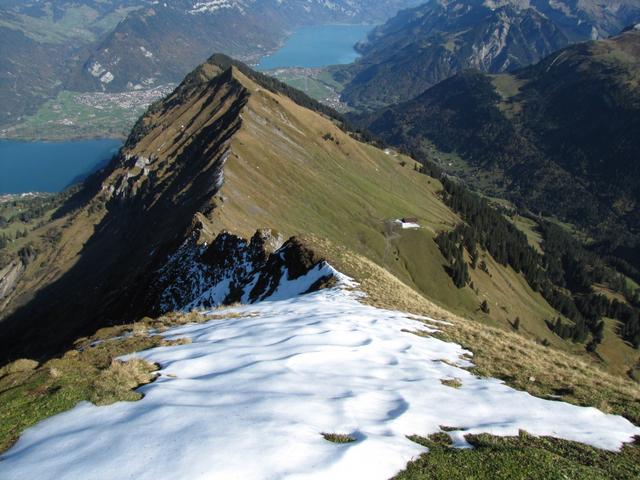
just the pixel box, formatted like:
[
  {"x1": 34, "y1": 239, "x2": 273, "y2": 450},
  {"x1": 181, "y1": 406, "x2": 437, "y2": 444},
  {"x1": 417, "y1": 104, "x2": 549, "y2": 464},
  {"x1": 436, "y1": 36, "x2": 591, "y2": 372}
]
[
  {"x1": 0, "y1": 58, "x2": 452, "y2": 361},
  {"x1": 2, "y1": 52, "x2": 638, "y2": 383},
  {"x1": 336, "y1": 0, "x2": 640, "y2": 109}
]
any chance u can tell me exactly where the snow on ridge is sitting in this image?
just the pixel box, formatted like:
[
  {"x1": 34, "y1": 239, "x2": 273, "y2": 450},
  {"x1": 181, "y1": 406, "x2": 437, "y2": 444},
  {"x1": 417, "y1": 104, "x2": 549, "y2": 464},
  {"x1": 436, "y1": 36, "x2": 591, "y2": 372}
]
[
  {"x1": 155, "y1": 230, "x2": 332, "y2": 314},
  {"x1": 188, "y1": 0, "x2": 249, "y2": 15},
  {"x1": 187, "y1": 0, "x2": 362, "y2": 16},
  {"x1": 1, "y1": 277, "x2": 639, "y2": 479}
]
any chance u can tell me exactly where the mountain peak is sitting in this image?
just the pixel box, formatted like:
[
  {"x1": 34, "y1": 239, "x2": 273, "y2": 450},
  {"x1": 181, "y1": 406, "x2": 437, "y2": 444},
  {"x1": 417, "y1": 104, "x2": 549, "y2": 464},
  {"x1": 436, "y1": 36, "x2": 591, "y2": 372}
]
[{"x1": 0, "y1": 56, "x2": 436, "y2": 361}]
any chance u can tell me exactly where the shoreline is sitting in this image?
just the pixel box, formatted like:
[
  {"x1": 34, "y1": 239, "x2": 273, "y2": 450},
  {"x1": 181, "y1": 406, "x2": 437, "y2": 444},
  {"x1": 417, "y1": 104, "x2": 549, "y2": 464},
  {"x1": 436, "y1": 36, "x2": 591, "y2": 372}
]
[
  {"x1": 0, "y1": 134, "x2": 126, "y2": 144},
  {"x1": 254, "y1": 23, "x2": 375, "y2": 70}
]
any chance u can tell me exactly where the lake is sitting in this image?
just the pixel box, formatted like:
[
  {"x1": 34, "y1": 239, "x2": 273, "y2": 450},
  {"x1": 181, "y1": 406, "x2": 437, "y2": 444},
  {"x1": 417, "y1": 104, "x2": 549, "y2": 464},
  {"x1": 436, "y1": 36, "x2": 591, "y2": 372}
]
[
  {"x1": 256, "y1": 24, "x2": 373, "y2": 70},
  {"x1": 0, "y1": 139, "x2": 122, "y2": 194}
]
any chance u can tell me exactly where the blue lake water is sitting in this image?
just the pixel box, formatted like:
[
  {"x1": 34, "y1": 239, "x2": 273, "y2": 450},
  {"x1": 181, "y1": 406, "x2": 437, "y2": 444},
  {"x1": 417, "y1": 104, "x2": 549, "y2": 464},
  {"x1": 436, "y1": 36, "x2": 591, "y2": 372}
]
[
  {"x1": 0, "y1": 139, "x2": 121, "y2": 194},
  {"x1": 257, "y1": 24, "x2": 373, "y2": 70}
]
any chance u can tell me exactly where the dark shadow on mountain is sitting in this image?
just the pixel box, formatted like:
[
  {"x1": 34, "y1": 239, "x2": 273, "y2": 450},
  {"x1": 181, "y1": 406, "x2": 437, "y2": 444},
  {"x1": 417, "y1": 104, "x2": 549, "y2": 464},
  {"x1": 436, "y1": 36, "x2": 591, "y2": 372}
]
[{"x1": 0, "y1": 74, "x2": 249, "y2": 366}]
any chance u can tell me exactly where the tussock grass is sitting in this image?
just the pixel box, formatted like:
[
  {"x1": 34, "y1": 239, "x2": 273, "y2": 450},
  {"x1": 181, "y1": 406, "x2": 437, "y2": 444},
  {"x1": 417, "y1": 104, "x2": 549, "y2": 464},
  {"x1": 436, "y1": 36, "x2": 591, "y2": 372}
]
[
  {"x1": 75, "y1": 310, "x2": 247, "y2": 348},
  {"x1": 398, "y1": 431, "x2": 640, "y2": 479},
  {"x1": 440, "y1": 378, "x2": 462, "y2": 389},
  {"x1": 0, "y1": 359, "x2": 39, "y2": 377},
  {"x1": 91, "y1": 359, "x2": 158, "y2": 405},
  {"x1": 0, "y1": 332, "x2": 180, "y2": 453},
  {"x1": 439, "y1": 426, "x2": 464, "y2": 432},
  {"x1": 424, "y1": 432, "x2": 454, "y2": 447},
  {"x1": 322, "y1": 433, "x2": 357, "y2": 444}
]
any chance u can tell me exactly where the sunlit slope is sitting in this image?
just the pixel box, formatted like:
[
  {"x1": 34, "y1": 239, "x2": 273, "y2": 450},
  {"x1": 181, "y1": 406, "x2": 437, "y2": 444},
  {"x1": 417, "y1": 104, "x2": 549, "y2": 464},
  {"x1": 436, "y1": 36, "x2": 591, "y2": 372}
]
[
  {"x1": 0, "y1": 59, "x2": 584, "y2": 365},
  {"x1": 181, "y1": 67, "x2": 569, "y2": 346}
]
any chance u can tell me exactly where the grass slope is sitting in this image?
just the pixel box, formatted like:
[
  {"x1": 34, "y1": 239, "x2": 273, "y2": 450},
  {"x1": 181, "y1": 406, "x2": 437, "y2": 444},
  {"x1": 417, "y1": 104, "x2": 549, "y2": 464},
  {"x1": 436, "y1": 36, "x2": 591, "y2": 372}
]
[
  {"x1": 396, "y1": 432, "x2": 640, "y2": 479},
  {"x1": 209, "y1": 69, "x2": 567, "y2": 347}
]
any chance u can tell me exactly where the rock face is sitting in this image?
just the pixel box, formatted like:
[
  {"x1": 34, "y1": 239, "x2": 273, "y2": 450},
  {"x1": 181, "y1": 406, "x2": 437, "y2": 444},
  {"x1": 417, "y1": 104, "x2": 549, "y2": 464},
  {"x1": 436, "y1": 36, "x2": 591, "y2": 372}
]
[
  {"x1": 0, "y1": 246, "x2": 37, "y2": 311},
  {"x1": 337, "y1": 0, "x2": 640, "y2": 109},
  {"x1": 0, "y1": 262, "x2": 25, "y2": 309},
  {"x1": 156, "y1": 228, "x2": 298, "y2": 312}
]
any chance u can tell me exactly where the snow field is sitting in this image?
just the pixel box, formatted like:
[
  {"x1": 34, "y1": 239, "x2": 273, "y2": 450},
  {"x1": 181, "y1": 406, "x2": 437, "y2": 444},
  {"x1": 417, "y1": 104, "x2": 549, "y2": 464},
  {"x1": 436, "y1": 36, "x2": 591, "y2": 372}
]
[{"x1": 1, "y1": 270, "x2": 638, "y2": 479}]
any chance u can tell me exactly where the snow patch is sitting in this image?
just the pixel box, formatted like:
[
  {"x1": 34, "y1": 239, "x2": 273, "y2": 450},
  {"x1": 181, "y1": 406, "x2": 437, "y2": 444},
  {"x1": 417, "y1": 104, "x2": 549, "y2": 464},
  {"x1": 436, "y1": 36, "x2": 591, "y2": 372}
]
[
  {"x1": 88, "y1": 61, "x2": 106, "y2": 78},
  {"x1": 100, "y1": 71, "x2": 114, "y2": 84},
  {"x1": 1, "y1": 276, "x2": 638, "y2": 479},
  {"x1": 140, "y1": 46, "x2": 154, "y2": 58},
  {"x1": 188, "y1": 0, "x2": 245, "y2": 14}
]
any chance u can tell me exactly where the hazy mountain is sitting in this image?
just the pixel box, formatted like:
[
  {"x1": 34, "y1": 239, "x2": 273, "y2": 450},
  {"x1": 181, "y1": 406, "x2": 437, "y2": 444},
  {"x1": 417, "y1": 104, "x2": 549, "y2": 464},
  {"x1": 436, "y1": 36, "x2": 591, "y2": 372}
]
[
  {"x1": 0, "y1": 0, "x2": 419, "y2": 126},
  {"x1": 0, "y1": 0, "x2": 142, "y2": 125},
  {"x1": 67, "y1": 0, "x2": 421, "y2": 92},
  {"x1": 337, "y1": 0, "x2": 640, "y2": 109}
]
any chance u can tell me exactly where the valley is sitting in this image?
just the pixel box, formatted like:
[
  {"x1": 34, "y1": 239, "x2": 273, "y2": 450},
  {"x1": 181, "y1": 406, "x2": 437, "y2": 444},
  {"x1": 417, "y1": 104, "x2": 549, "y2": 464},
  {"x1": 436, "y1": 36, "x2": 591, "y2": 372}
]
[
  {"x1": 265, "y1": 67, "x2": 347, "y2": 111},
  {"x1": 0, "y1": 1, "x2": 639, "y2": 478},
  {"x1": 1, "y1": 86, "x2": 175, "y2": 141}
]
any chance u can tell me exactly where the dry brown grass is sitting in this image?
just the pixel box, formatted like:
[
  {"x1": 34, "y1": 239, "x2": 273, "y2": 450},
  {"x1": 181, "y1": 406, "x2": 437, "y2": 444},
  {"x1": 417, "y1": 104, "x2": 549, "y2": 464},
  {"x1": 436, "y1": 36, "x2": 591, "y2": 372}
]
[
  {"x1": 322, "y1": 433, "x2": 357, "y2": 444},
  {"x1": 438, "y1": 320, "x2": 640, "y2": 423},
  {"x1": 151, "y1": 310, "x2": 249, "y2": 328},
  {"x1": 0, "y1": 359, "x2": 39, "y2": 377},
  {"x1": 91, "y1": 358, "x2": 158, "y2": 405},
  {"x1": 74, "y1": 310, "x2": 249, "y2": 349},
  {"x1": 441, "y1": 378, "x2": 463, "y2": 389}
]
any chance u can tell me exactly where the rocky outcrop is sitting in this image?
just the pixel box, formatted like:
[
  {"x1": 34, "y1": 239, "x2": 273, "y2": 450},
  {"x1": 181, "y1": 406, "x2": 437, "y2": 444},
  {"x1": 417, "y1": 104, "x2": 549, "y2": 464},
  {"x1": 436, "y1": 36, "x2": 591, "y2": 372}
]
[
  {"x1": 155, "y1": 229, "x2": 332, "y2": 312},
  {"x1": 0, "y1": 246, "x2": 37, "y2": 311},
  {"x1": 0, "y1": 262, "x2": 25, "y2": 308}
]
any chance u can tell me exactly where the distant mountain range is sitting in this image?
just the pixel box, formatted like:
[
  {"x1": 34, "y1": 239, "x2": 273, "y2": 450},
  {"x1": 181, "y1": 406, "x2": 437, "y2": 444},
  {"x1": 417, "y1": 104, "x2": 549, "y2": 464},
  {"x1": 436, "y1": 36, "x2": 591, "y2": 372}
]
[
  {"x1": 336, "y1": 0, "x2": 640, "y2": 109},
  {"x1": 360, "y1": 27, "x2": 640, "y2": 247},
  {"x1": 0, "y1": 0, "x2": 419, "y2": 127}
]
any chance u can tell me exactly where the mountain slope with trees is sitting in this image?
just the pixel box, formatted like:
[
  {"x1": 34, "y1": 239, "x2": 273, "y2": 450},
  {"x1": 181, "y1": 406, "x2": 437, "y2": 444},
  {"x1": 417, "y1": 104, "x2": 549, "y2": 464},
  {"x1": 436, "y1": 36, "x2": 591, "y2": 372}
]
[{"x1": 362, "y1": 28, "x2": 640, "y2": 245}]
